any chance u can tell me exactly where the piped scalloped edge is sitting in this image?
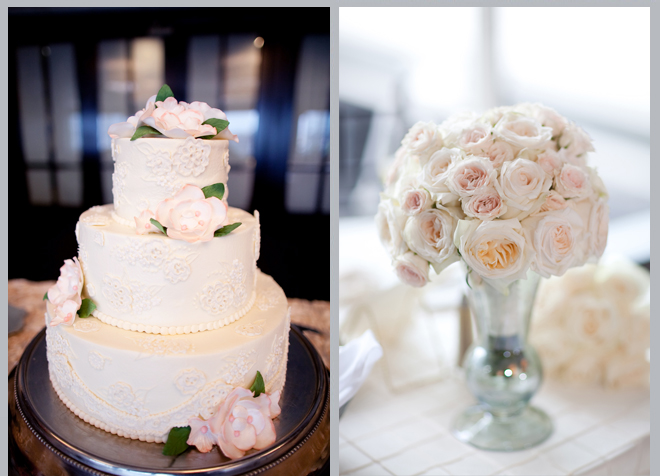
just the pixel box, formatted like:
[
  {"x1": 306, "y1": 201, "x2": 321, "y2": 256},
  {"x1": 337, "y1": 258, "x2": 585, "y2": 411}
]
[
  {"x1": 49, "y1": 375, "x2": 167, "y2": 443},
  {"x1": 91, "y1": 290, "x2": 257, "y2": 335},
  {"x1": 110, "y1": 210, "x2": 136, "y2": 228}
]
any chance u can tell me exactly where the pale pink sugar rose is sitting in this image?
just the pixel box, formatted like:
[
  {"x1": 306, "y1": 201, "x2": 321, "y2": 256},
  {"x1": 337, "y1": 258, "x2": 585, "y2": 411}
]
[
  {"x1": 187, "y1": 417, "x2": 217, "y2": 453},
  {"x1": 107, "y1": 95, "x2": 157, "y2": 139},
  {"x1": 499, "y1": 158, "x2": 552, "y2": 212},
  {"x1": 47, "y1": 257, "x2": 84, "y2": 306},
  {"x1": 393, "y1": 252, "x2": 429, "y2": 288},
  {"x1": 134, "y1": 209, "x2": 160, "y2": 235},
  {"x1": 446, "y1": 157, "x2": 495, "y2": 198},
  {"x1": 484, "y1": 140, "x2": 514, "y2": 169},
  {"x1": 49, "y1": 300, "x2": 80, "y2": 327},
  {"x1": 419, "y1": 148, "x2": 463, "y2": 193},
  {"x1": 156, "y1": 184, "x2": 229, "y2": 243},
  {"x1": 458, "y1": 123, "x2": 493, "y2": 155},
  {"x1": 494, "y1": 112, "x2": 553, "y2": 150},
  {"x1": 554, "y1": 164, "x2": 592, "y2": 199},
  {"x1": 401, "y1": 189, "x2": 432, "y2": 216},
  {"x1": 142, "y1": 97, "x2": 217, "y2": 139},
  {"x1": 208, "y1": 388, "x2": 281, "y2": 460},
  {"x1": 463, "y1": 188, "x2": 506, "y2": 221}
]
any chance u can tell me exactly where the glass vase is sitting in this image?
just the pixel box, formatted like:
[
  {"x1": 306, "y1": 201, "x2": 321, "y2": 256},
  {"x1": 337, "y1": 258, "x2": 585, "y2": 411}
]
[{"x1": 452, "y1": 271, "x2": 553, "y2": 451}]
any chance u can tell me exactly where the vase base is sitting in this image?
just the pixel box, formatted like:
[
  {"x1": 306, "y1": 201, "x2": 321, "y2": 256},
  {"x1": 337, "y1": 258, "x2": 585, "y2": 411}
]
[{"x1": 452, "y1": 405, "x2": 552, "y2": 451}]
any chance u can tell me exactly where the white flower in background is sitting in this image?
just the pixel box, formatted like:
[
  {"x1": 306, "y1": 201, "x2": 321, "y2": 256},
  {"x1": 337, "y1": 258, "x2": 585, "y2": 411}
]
[
  {"x1": 403, "y1": 208, "x2": 458, "y2": 271},
  {"x1": 454, "y1": 218, "x2": 530, "y2": 285},
  {"x1": 499, "y1": 158, "x2": 552, "y2": 213},
  {"x1": 375, "y1": 198, "x2": 408, "y2": 258},
  {"x1": 419, "y1": 148, "x2": 463, "y2": 193},
  {"x1": 522, "y1": 207, "x2": 584, "y2": 278},
  {"x1": 554, "y1": 164, "x2": 592, "y2": 199},
  {"x1": 393, "y1": 252, "x2": 429, "y2": 288},
  {"x1": 446, "y1": 156, "x2": 495, "y2": 198},
  {"x1": 494, "y1": 112, "x2": 553, "y2": 150}
]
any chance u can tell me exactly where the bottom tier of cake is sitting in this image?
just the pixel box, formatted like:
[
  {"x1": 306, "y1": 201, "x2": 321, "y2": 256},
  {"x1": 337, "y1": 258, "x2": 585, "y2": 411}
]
[{"x1": 45, "y1": 271, "x2": 290, "y2": 443}]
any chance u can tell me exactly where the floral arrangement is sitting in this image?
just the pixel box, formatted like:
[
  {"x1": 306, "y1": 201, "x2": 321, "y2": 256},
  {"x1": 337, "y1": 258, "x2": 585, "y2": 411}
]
[
  {"x1": 108, "y1": 84, "x2": 238, "y2": 142},
  {"x1": 376, "y1": 103, "x2": 609, "y2": 292},
  {"x1": 531, "y1": 256, "x2": 650, "y2": 388},
  {"x1": 163, "y1": 371, "x2": 281, "y2": 459},
  {"x1": 44, "y1": 258, "x2": 96, "y2": 326},
  {"x1": 135, "y1": 182, "x2": 241, "y2": 243}
]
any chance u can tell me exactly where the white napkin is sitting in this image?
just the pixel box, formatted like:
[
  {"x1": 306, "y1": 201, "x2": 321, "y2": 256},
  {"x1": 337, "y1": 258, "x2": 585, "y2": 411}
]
[{"x1": 339, "y1": 329, "x2": 383, "y2": 408}]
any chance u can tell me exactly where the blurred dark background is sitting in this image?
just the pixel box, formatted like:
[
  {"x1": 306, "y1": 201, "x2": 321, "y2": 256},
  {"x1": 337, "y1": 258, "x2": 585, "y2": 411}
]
[{"x1": 9, "y1": 7, "x2": 330, "y2": 301}]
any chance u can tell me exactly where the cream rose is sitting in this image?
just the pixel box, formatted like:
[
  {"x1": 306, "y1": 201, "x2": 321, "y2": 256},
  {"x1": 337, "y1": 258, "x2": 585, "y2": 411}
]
[
  {"x1": 401, "y1": 121, "x2": 442, "y2": 161},
  {"x1": 458, "y1": 123, "x2": 493, "y2": 155},
  {"x1": 526, "y1": 103, "x2": 567, "y2": 138},
  {"x1": 155, "y1": 184, "x2": 229, "y2": 243},
  {"x1": 375, "y1": 199, "x2": 408, "y2": 258},
  {"x1": 484, "y1": 140, "x2": 514, "y2": 169},
  {"x1": 531, "y1": 190, "x2": 568, "y2": 216},
  {"x1": 445, "y1": 156, "x2": 495, "y2": 198},
  {"x1": 558, "y1": 122, "x2": 594, "y2": 159},
  {"x1": 499, "y1": 158, "x2": 552, "y2": 213},
  {"x1": 493, "y1": 112, "x2": 553, "y2": 150},
  {"x1": 522, "y1": 207, "x2": 584, "y2": 278},
  {"x1": 462, "y1": 187, "x2": 506, "y2": 221},
  {"x1": 554, "y1": 164, "x2": 592, "y2": 199},
  {"x1": 454, "y1": 218, "x2": 530, "y2": 288},
  {"x1": 403, "y1": 208, "x2": 459, "y2": 272},
  {"x1": 393, "y1": 252, "x2": 430, "y2": 288},
  {"x1": 401, "y1": 188, "x2": 433, "y2": 216},
  {"x1": 536, "y1": 151, "x2": 563, "y2": 177},
  {"x1": 419, "y1": 148, "x2": 463, "y2": 193}
]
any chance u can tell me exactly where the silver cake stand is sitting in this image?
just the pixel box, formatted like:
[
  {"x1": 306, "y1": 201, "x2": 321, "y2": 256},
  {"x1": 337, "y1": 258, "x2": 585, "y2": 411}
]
[{"x1": 10, "y1": 325, "x2": 329, "y2": 476}]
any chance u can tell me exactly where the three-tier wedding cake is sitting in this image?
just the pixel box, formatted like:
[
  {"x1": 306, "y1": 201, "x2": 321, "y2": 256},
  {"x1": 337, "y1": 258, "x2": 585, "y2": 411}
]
[{"x1": 44, "y1": 87, "x2": 290, "y2": 458}]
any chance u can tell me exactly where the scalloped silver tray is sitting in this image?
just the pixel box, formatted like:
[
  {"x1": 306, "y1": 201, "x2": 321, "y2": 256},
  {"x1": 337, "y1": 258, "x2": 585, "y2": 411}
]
[{"x1": 11, "y1": 325, "x2": 329, "y2": 475}]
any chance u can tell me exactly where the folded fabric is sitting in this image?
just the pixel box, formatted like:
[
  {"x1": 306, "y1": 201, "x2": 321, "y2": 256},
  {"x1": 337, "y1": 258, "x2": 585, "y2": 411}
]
[{"x1": 339, "y1": 329, "x2": 383, "y2": 408}]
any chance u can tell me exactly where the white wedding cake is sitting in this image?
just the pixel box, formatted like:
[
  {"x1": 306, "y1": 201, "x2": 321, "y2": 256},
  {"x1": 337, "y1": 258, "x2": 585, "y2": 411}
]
[{"x1": 44, "y1": 88, "x2": 291, "y2": 453}]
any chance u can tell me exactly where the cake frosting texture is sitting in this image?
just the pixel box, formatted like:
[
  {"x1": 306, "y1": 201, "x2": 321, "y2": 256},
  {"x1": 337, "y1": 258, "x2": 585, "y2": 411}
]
[
  {"x1": 46, "y1": 272, "x2": 290, "y2": 443},
  {"x1": 77, "y1": 204, "x2": 260, "y2": 334}
]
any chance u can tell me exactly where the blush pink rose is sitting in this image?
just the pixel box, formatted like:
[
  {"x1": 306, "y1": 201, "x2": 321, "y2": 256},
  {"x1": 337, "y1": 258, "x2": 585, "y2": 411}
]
[
  {"x1": 156, "y1": 184, "x2": 229, "y2": 243},
  {"x1": 459, "y1": 123, "x2": 493, "y2": 155},
  {"x1": 393, "y1": 252, "x2": 429, "y2": 288},
  {"x1": 554, "y1": 164, "x2": 592, "y2": 199},
  {"x1": 446, "y1": 157, "x2": 495, "y2": 198},
  {"x1": 208, "y1": 387, "x2": 281, "y2": 460},
  {"x1": 143, "y1": 97, "x2": 217, "y2": 139},
  {"x1": 463, "y1": 188, "x2": 506, "y2": 221},
  {"x1": 485, "y1": 140, "x2": 514, "y2": 169},
  {"x1": 532, "y1": 191, "x2": 568, "y2": 216},
  {"x1": 536, "y1": 151, "x2": 563, "y2": 176},
  {"x1": 134, "y1": 209, "x2": 160, "y2": 235},
  {"x1": 401, "y1": 189, "x2": 432, "y2": 216}
]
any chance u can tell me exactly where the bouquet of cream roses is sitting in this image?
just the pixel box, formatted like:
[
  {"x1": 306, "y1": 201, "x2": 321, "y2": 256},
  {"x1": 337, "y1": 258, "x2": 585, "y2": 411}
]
[{"x1": 376, "y1": 103, "x2": 609, "y2": 292}]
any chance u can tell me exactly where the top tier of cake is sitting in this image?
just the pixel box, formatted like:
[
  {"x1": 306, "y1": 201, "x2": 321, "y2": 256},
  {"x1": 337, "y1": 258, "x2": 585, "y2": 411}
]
[{"x1": 111, "y1": 137, "x2": 230, "y2": 226}]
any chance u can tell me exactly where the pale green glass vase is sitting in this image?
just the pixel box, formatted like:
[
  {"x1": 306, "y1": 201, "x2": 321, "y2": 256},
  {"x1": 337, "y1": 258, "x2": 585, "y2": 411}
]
[{"x1": 452, "y1": 271, "x2": 553, "y2": 451}]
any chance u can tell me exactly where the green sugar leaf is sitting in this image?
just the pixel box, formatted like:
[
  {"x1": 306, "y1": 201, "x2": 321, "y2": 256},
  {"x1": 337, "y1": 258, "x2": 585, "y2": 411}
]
[
  {"x1": 162, "y1": 426, "x2": 191, "y2": 456},
  {"x1": 156, "y1": 84, "x2": 174, "y2": 103},
  {"x1": 43, "y1": 291, "x2": 48, "y2": 301},
  {"x1": 77, "y1": 299, "x2": 96, "y2": 318},
  {"x1": 201, "y1": 118, "x2": 229, "y2": 134},
  {"x1": 198, "y1": 135, "x2": 216, "y2": 140},
  {"x1": 201, "y1": 183, "x2": 225, "y2": 201},
  {"x1": 150, "y1": 218, "x2": 167, "y2": 235},
  {"x1": 131, "y1": 126, "x2": 163, "y2": 141},
  {"x1": 250, "y1": 371, "x2": 266, "y2": 397},
  {"x1": 214, "y1": 222, "x2": 241, "y2": 238}
]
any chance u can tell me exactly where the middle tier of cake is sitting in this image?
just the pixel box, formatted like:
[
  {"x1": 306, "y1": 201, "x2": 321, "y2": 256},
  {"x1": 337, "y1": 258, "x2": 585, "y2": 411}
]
[{"x1": 76, "y1": 204, "x2": 260, "y2": 334}]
